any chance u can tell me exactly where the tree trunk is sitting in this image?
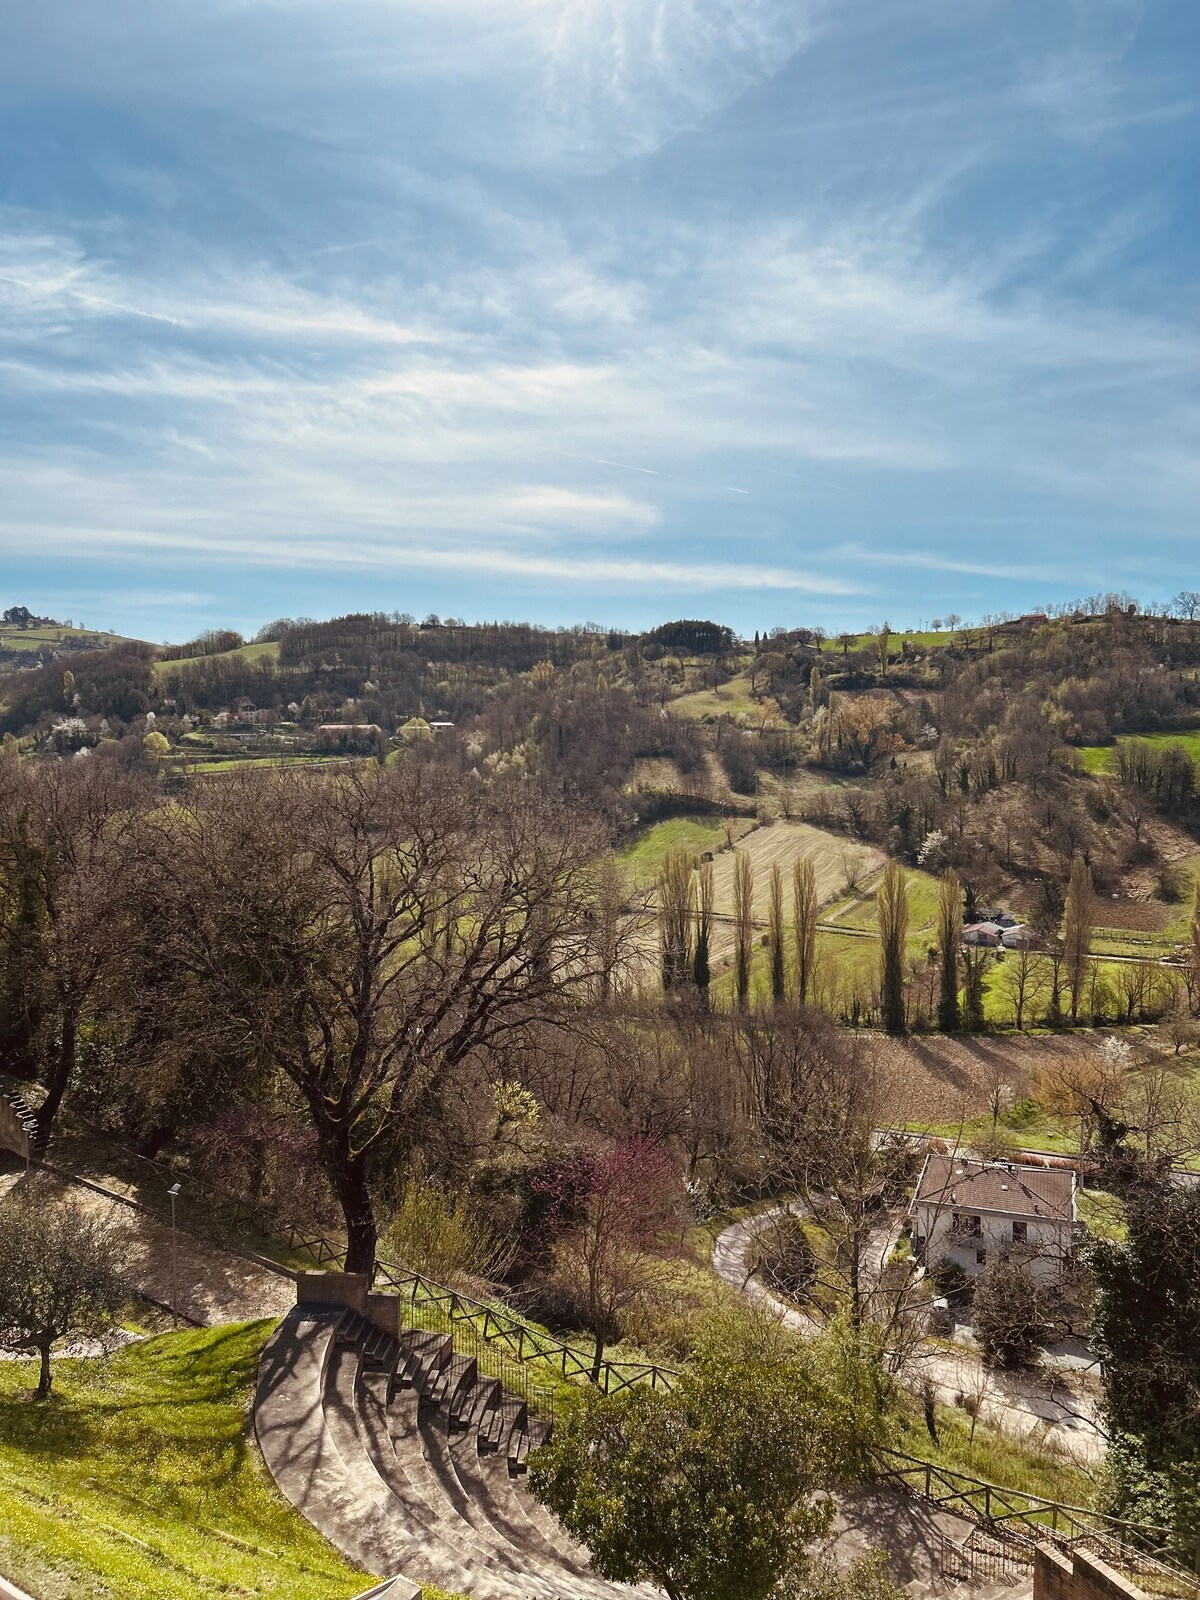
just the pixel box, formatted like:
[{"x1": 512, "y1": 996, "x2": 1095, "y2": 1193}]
[
  {"x1": 36, "y1": 1343, "x2": 52, "y2": 1399},
  {"x1": 590, "y1": 1329, "x2": 606, "y2": 1385},
  {"x1": 922, "y1": 1378, "x2": 940, "y2": 1445},
  {"x1": 334, "y1": 1152, "x2": 378, "y2": 1278},
  {"x1": 35, "y1": 1012, "x2": 75, "y2": 1147}
]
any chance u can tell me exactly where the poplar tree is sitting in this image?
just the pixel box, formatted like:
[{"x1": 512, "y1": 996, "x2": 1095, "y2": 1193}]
[
  {"x1": 1063, "y1": 854, "x2": 1095, "y2": 1025},
  {"x1": 733, "y1": 851, "x2": 755, "y2": 1009},
  {"x1": 877, "y1": 860, "x2": 908, "y2": 1035},
  {"x1": 936, "y1": 868, "x2": 962, "y2": 1032},
  {"x1": 768, "y1": 862, "x2": 786, "y2": 1004},
  {"x1": 658, "y1": 848, "x2": 693, "y2": 992},
  {"x1": 692, "y1": 860, "x2": 714, "y2": 1000},
  {"x1": 792, "y1": 857, "x2": 818, "y2": 1005}
]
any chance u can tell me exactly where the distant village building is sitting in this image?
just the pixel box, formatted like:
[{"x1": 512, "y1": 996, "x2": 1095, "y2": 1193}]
[
  {"x1": 910, "y1": 1154, "x2": 1077, "y2": 1283},
  {"x1": 962, "y1": 922, "x2": 1004, "y2": 948}
]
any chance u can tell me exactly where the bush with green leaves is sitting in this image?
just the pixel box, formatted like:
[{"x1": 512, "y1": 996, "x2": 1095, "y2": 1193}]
[
  {"x1": 529, "y1": 1306, "x2": 895, "y2": 1600},
  {"x1": 382, "y1": 1179, "x2": 511, "y2": 1285}
]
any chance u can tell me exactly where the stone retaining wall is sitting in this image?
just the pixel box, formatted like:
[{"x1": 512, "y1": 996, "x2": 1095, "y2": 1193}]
[{"x1": 0, "y1": 1097, "x2": 31, "y2": 1162}]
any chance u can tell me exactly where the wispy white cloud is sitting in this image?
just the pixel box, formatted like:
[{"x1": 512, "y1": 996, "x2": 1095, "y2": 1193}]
[{"x1": 0, "y1": 0, "x2": 1196, "y2": 630}]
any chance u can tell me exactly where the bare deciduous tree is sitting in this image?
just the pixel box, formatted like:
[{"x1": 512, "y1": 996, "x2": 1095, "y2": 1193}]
[
  {"x1": 792, "y1": 857, "x2": 818, "y2": 1006},
  {"x1": 152, "y1": 764, "x2": 614, "y2": 1275},
  {"x1": 1063, "y1": 854, "x2": 1095, "y2": 1025},
  {"x1": 0, "y1": 757, "x2": 147, "y2": 1144}
]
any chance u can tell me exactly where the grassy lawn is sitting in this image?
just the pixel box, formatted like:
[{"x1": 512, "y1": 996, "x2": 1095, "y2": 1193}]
[
  {"x1": 0, "y1": 626, "x2": 138, "y2": 654},
  {"x1": 617, "y1": 815, "x2": 747, "y2": 885},
  {"x1": 828, "y1": 866, "x2": 941, "y2": 936},
  {"x1": 893, "y1": 1395, "x2": 1096, "y2": 1512},
  {"x1": 907, "y1": 1094, "x2": 1085, "y2": 1155},
  {"x1": 153, "y1": 640, "x2": 281, "y2": 677},
  {"x1": 0, "y1": 1322, "x2": 377, "y2": 1600},
  {"x1": 1077, "y1": 729, "x2": 1200, "y2": 775},
  {"x1": 669, "y1": 672, "x2": 782, "y2": 723},
  {"x1": 179, "y1": 753, "x2": 345, "y2": 775},
  {"x1": 1076, "y1": 1188, "x2": 1127, "y2": 1243},
  {"x1": 819, "y1": 630, "x2": 952, "y2": 657}
]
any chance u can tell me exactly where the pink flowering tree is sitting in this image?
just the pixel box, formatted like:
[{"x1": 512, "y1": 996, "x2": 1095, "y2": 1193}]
[{"x1": 539, "y1": 1138, "x2": 681, "y2": 1380}]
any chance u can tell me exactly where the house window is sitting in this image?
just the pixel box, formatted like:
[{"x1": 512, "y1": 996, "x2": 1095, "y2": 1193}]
[
  {"x1": 976, "y1": 1249, "x2": 987, "y2": 1266},
  {"x1": 967, "y1": 1215, "x2": 982, "y2": 1237},
  {"x1": 1012, "y1": 1220, "x2": 1028, "y2": 1244}
]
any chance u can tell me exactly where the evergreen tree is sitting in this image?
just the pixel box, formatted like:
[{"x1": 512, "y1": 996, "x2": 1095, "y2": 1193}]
[
  {"x1": 768, "y1": 863, "x2": 786, "y2": 1004},
  {"x1": 936, "y1": 868, "x2": 961, "y2": 1032},
  {"x1": 877, "y1": 860, "x2": 908, "y2": 1035}
]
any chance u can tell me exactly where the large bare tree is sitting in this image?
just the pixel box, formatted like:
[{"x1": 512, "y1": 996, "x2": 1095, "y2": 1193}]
[
  {"x1": 0, "y1": 755, "x2": 147, "y2": 1145},
  {"x1": 153, "y1": 763, "x2": 612, "y2": 1274}
]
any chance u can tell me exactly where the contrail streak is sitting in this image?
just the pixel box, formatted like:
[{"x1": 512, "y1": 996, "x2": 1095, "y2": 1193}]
[{"x1": 543, "y1": 447, "x2": 751, "y2": 496}]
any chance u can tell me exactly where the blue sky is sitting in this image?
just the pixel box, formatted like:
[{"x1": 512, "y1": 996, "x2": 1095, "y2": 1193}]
[{"x1": 1, "y1": 0, "x2": 1196, "y2": 642}]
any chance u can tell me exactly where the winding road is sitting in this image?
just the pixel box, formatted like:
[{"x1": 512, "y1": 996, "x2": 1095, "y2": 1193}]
[{"x1": 712, "y1": 1206, "x2": 1106, "y2": 1464}]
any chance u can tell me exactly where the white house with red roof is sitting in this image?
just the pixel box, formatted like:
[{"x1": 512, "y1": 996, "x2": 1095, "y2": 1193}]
[{"x1": 910, "y1": 1153, "x2": 1077, "y2": 1283}]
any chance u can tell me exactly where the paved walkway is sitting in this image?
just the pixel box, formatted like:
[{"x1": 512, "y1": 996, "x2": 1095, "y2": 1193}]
[
  {"x1": 713, "y1": 1208, "x2": 1105, "y2": 1463},
  {"x1": 0, "y1": 1161, "x2": 295, "y2": 1326}
]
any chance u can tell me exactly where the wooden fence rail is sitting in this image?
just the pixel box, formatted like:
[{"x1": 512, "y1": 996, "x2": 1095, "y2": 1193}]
[{"x1": 46, "y1": 1124, "x2": 680, "y2": 1399}]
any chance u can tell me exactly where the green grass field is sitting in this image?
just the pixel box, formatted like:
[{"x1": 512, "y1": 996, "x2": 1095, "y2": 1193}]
[
  {"x1": 892, "y1": 1394, "x2": 1095, "y2": 1511},
  {"x1": 617, "y1": 815, "x2": 761, "y2": 887},
  {"x1": 669, "y1": 671, "x2": 781, "y2": 722},
  {"x1": 0, "y1": 625, "x2": 137, "y2": 654},
  {"x1": 179, "y1": 753, "x2": 345, "y2": 775},
  {"x1": 1078, "y1": 729, "x2": 1200, "y2": 775},
  {"x1": 818, "y1": 630, "x2": 952, "y2": 657},
  {"x1": 153, "y1": 640, "x2": 281, "y2": 677},
  {"x1": 824, "y1": 867, "x2": 942, "y2": 936},
  {"x1": 0, "y1": 1322, "x2": 376, "y2": 1600}
]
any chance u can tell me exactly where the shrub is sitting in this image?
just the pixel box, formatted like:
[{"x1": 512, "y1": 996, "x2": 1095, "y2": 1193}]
[
  {"x1": 382, "y1": 1180, "x2": 511, "y2": 1285},
  {"x1": 750, "y1": 1213, "x2": 818, "y2": 1302},
  {"x1": 972, "y1": 1258, "x2": 1043, "y2": 1369}
]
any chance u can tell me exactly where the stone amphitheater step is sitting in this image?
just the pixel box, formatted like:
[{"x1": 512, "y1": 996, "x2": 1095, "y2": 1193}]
[
  {"x1": 428, "y1": 1367, "x2": 614, "y2": 1598},
  {"x1": 343, "y1": 1317, "x2": 633, "y2": 1599},
  {"x1": 257, "y1": 1308, "x2": 658, "y2": 1600}
]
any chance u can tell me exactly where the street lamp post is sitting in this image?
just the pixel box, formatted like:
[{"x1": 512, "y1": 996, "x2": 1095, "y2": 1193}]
[{"x1": 167, "y1": 1182, "x2": 182, "y2": 1324}]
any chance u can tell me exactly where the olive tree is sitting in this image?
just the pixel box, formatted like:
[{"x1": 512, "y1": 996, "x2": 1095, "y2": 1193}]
[{"x1": 0, "y1": 1187, "x2": 130, "y2": 1397}]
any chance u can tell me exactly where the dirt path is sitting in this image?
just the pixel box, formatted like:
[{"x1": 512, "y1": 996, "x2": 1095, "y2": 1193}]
[
  {"x1": 713, "y1": 1208, "x2": 1105, "y2": 1464},
  {"x1": 0, "y1": 1160, "x2": 295, "y2": 1326}
]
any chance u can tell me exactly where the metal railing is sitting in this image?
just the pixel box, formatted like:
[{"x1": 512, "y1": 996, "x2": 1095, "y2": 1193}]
[
  {"x1": 879, "y1": 1449, "x2": 1199, "y2": 1592},
  {"x1": 374, "y1": 1256, "x2": 677, "y2": 1398},
  {"x1": 43, "y1": 1123, "x2": 679, "y2": 1400},
  {"x1": 940, "y1": 1525, "x2": 1035, "y2": 1587}
]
